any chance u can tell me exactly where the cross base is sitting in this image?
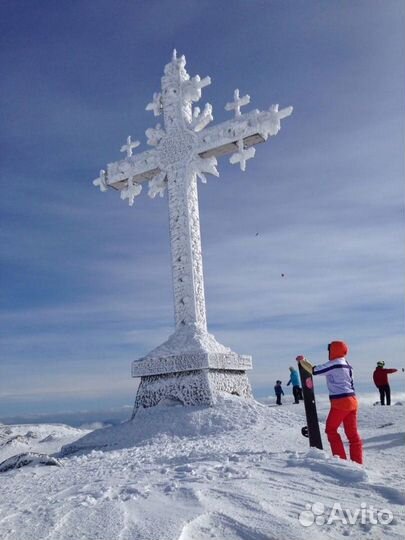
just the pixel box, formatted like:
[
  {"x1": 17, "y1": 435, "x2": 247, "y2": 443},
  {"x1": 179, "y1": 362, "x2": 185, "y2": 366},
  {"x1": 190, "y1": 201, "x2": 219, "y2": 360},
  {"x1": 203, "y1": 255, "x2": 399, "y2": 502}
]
[
  {"x1": 132, "y1": 367, "x2": 252, "y2": 417},
  {"x1": 131, "y1": 324, "x2": 253, "y2": 376},
  {"x1": 132, "y1": 351, "x2": 252, "y2": 377},
  {"x1": 131, "y1": 324, "x2": 253, "y2": 416}
]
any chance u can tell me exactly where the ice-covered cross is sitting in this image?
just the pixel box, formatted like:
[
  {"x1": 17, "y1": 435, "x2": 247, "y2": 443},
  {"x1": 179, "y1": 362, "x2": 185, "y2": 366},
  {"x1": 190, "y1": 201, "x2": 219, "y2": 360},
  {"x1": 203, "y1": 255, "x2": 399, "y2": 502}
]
[{"x1": 92, "y1": 51, "x2": 292, "y2": 332}]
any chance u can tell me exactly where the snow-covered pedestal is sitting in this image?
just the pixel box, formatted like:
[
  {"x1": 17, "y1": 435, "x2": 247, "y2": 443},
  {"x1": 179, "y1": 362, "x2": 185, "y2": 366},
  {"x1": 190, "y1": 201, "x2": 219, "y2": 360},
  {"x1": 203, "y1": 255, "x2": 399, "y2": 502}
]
[
  {"x1": 132, "y1": 324, "x2": 252, "y2": 412},
  {"x1": 92, "y1": 52, "x2": 292, "y2": 415}
]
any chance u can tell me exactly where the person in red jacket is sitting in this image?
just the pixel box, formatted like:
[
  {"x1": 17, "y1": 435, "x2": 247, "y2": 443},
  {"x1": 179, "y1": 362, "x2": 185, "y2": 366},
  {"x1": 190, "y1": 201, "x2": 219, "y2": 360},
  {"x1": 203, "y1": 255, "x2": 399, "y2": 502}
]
[{"x1": 373, "y1": 361, "x2": 398, "y2": 405}]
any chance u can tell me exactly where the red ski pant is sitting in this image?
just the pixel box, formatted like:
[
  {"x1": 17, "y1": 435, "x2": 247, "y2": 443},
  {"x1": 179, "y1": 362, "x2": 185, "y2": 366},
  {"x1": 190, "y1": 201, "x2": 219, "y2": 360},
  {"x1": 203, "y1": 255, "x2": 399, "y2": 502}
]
[{"x1": 325, "y1": 400, "x2": 363, "y2": 464}]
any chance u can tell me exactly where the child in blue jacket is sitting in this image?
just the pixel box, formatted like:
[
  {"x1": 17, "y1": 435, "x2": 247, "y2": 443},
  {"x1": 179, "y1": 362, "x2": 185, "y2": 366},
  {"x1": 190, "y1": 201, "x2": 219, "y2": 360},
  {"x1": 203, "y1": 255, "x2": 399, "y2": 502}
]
[{"x1": 274, "y1": 380, "x2": 284, "y2": 405}]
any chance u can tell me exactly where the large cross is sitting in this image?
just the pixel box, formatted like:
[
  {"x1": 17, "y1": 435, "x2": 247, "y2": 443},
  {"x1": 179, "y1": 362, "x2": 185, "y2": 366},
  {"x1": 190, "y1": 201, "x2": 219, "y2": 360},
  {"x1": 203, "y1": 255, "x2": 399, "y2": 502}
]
[{"x1": 93, "y1": 50, "x2": 292, "y2": 336}]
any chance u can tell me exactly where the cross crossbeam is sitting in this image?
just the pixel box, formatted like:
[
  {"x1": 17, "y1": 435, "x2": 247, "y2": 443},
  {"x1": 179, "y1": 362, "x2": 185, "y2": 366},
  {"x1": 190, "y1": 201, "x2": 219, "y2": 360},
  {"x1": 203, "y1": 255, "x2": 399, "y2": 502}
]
[{"x1": 101, "y1": 104, "x2": 292, "y2": 192}]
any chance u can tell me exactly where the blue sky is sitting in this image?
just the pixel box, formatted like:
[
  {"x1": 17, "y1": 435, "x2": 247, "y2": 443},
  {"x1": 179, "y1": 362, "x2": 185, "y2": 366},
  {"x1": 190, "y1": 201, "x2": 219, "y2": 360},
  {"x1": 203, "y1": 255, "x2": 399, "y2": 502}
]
[{"x1": 1, "y1": 0, "x2": 404, "y2": 417}]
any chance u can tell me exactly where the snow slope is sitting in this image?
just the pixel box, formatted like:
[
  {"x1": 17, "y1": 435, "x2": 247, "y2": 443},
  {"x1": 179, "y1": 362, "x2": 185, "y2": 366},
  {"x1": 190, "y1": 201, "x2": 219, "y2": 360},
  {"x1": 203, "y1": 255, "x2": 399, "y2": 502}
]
[
  {"x1": 0, "y1": 423, "x2": 88, "y2": 462},
  {"x1": 0, "y1": 395, "x2": 404, "y2": 540}
]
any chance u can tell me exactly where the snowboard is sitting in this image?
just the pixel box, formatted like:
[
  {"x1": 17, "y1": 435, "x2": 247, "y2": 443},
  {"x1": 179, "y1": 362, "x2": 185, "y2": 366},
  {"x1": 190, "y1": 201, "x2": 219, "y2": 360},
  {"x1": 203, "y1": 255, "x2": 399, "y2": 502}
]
[{"x1": 298, "y1": 362, "x2": 323, "y2": 450}]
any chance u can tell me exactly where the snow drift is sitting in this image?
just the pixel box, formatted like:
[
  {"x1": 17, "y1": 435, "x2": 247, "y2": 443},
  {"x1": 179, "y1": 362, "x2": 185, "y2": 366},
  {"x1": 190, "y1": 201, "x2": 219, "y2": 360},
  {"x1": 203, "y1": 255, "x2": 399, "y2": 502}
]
[{"x1": 0, "y1": 395, "x2": 404, "y2": 540}]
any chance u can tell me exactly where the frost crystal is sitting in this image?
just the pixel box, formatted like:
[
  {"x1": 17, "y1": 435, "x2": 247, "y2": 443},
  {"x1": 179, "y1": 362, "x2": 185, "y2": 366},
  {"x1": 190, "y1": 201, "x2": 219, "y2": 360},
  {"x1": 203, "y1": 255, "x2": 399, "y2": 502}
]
[
  {"x1": 120, "y1": 136, "x2": 140, "y2": 158},
  {"x1": 148, "y1": 172, "x2": 167, "y2": 198},
  {"x1": 120, "y1": 177, "x2": 142, "y2": 206},
  {"x1": 229, "y1": 140, "x2": 256, "y2": 171},
  {"x1": 145, "y1": 124, "x2": 164, "y2": 146},
  {"x1": 190, "y1": 103, "x2": 213, "y2": 132},
  {"x1": 259, "y1": 104, "x2": 294, "y2": 140},
  {"x1": 225, "y1": 89, "x2": 250, "y2": 118},
  {"x1": 93, "y1": 170, "x2": 108, "y2": 192},
  {"x1": 146, "y1": 92, "x2": 163, "y2": 116},
  {"x1": 182, "y1": 74, "x2": 211, "y2": 103},
  {"x1": 191, "y1": 155, "x2": 219, "y2": 184}
]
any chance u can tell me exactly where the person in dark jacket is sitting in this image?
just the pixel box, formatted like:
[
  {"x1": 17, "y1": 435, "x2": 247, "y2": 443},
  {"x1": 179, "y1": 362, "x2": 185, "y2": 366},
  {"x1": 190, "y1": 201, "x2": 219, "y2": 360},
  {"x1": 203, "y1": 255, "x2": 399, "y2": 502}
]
[
  {"x1": 373, "y1": 361, "x2": 398, "y2": 405},
  {"x1": 274, "y1": 380, "x2": 284, "y2": 405}
]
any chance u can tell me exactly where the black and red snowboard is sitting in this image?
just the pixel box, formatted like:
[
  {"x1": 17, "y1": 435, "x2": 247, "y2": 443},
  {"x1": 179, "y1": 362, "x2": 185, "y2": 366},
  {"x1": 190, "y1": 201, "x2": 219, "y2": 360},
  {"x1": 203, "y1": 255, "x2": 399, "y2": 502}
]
[{"x1": 298, "y1": 362, "x2": 323, "y2": 450}]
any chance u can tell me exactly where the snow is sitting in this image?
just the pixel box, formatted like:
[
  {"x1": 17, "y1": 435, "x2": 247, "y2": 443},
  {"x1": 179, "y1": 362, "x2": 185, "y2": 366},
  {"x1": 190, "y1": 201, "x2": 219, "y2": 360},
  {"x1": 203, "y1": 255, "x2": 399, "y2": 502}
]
[
  {"x1": 0, "y1": 394, "x2": 404, "y2": 539},
  {"x1": 137, "y1": 324, "x2": 233, "y2": 360},
  {"x1": 0, "y1": 423, "x2": 88, "y2": 462}
]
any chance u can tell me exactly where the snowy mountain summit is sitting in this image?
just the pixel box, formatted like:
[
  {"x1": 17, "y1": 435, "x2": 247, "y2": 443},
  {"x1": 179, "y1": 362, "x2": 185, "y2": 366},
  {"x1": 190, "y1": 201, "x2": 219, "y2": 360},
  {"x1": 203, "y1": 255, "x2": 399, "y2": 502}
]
[
  {"x1": 1, "y1": 395, "x2": 404, "y2": 540},
  {"x1": 61, "y1": 394, "x2": 266, "y2": 456}
]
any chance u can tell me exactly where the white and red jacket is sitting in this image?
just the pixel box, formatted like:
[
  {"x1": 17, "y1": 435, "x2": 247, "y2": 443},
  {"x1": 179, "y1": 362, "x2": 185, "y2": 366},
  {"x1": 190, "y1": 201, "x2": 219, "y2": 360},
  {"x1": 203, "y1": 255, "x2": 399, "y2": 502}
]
[
  {"x1": 313, "y1": 341, "x2": 356, "y2": 400},
  {"x1": 313, "y1": 357, "x2": 355, "y2": 399}
]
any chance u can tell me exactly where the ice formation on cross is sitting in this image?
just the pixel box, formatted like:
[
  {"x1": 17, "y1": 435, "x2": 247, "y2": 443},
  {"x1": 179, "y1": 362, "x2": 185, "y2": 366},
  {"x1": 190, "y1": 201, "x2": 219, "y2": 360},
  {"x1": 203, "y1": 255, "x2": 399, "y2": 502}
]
[
  {"x1": 92, "y1": 51, "x2": 292, "y2": 414},
  {"x1": 225, "y1": 88, "x2": 250, "y2": 118},
  {"x1": 120, "y1": 135, "x2": 140, "y2": 158}
]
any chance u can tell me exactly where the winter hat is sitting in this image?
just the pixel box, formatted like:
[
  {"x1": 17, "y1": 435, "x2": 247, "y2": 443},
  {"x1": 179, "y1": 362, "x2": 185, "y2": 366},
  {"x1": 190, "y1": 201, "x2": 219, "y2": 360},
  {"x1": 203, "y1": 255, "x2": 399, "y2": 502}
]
[
  {"x1": 328, "y1": 341, "x2": 349, "y2": 360},
  {"x1": 276, "y1": 380, "x2": 282, "y2": 384},
  {"x1": 289, "y1": 366, "x2": 295, "y2": 371},
  {"x1": 377, "y1": 361, "x2": 385, "y2": 367},
  {"x1": 296, "y1": 355, "x2": 305, "y2": 362}
]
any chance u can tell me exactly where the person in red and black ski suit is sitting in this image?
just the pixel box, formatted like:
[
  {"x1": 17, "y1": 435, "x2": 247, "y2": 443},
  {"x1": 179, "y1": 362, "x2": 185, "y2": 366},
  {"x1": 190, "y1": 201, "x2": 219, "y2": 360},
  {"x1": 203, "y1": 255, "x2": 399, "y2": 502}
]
[
  {"x1": 373, "y1": 361, "x2": 398, "y2": 405},
  {"x1": 298, "y1": 341, "x2": 363, "y2": 464}
]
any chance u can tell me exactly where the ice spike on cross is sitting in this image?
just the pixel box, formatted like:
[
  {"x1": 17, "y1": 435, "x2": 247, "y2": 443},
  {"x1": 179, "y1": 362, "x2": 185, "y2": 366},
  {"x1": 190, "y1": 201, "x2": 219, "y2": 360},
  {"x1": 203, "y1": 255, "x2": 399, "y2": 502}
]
[
  {"x1": 146, "y1": 92, "x2": 163, "y2": 117},
  {"x1": 225, "y1": 89, "x2": 250, "y2": 118},
  {"x1": 148, "y1": 172, "x2": 167, "y2": 199},
  {"x1": 145, "y1": 124, "x2": 164, "y2": 146},
  {"x1": 183, "y1": 74, "x2": 211, "y2": 103},
  {"x1": 229, "y1": 140, "x2": 256, "y2": 171},
  {"x1": 191, "y1": 103, "x2": 213, "y2": 132},
  {"x1": 93, "y1": 169, "x2": 108, "y2": 192},
  {"x1": 120, "y1": 136, "x2": 140, "y2": 158},
  {"x1": 120, "y1": 177, "x2": 142, "y2": 206}
]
